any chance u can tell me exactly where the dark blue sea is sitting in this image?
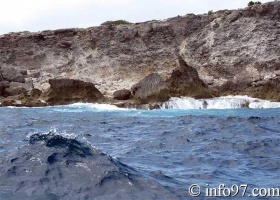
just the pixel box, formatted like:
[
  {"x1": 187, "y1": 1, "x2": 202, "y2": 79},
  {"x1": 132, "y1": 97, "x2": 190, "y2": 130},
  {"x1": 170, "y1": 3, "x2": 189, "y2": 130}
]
[{"x1": 0, "y1": 100, "x2": 280, "y2": 199}]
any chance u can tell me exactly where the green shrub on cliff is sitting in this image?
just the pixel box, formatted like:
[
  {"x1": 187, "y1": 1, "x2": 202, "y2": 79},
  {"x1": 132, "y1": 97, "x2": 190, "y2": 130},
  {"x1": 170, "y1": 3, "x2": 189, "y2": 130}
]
[
  {"x1": 248, "y1": 1, "x2": 262, "y2": 6},
  {"x1": 101, "y1": 20, "x2": 132, "y2": 26},
  {"x1": 208, "y1": 10, "x2": 213, "y2": 15},
  {"x1": 248, "y1": 1, "x2": 255, "y2": 6}
]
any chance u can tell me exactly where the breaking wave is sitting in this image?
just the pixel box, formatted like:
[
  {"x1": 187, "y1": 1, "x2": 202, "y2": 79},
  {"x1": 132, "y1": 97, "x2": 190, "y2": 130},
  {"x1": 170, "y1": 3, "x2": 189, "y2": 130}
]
[
  {"x1": 162, "y1": 95, "x2": 280, "y2": 109},
  {"x1": 65, "y1": 103, "x2": 130, "y2": 110}
]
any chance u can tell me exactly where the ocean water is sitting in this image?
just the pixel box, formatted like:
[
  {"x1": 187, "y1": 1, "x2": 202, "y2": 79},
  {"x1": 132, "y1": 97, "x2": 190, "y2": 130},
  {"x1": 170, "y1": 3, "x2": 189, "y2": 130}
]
[{"x1": 0, "y1": 96, "x2": 280, "y2": 199}]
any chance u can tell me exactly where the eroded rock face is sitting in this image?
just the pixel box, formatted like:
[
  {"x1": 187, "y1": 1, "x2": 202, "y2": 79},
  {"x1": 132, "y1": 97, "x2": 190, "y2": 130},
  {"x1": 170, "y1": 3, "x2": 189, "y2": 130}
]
[
  {"x1": 4, "y1": 82, "x2": 27, "y2": 96},
  {"x1": 42, "y1": 79, "x2": 105, "y2": 105},
  {"x1": 166, "y1": 56, "x2": 212, "y2": 98},
  {"x1": 113, "y1": 89, "x2": 131, "y2": 100},
  {"x1": 0, "y1": 82, "x2": 6, "y2": 96},
  {"x1": 0, "y1": 1, "x2": 279, "y2": 102},
  {"x1": 0, "y1": 11, "x2": 211, "y2": 98},
  {"x1": 179, "y1": 2, "x2": 280, "y2": 101},
  {"x1": 0, "y1": 66, "x2": 25, "y2": 83},
  {"x1": 131, "y1": 56, "x2": 212, "y2": 102},
  {"x1": 131, "y1": 73, "x2": 169, "y2": 103}
]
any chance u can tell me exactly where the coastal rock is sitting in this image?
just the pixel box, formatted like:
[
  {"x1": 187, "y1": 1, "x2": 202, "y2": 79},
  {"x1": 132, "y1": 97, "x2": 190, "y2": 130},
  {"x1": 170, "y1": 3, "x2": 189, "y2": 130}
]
[
  {"x1": 0, "y1": 66, "x2": 25, "y2": 83},
  {"x1": 113, "y1": 89, "x2": 131, "y2": 100},
  {"x1": 30, "y1": 88, "x2": 42, "y2": 98},
  {"x1": 42, "y1": 79, "x2": 105, "y2": 105},
  {"x1": 0, "y1": 1, "x2": 279, "y2": 103},
  {"x1": 166, "y1": 56, "x2": 212, "y2": 98},
  {"x1": 4, "y1": 81, "x2": 34, "y2": 97},
  {"x1": 0, "y1": 82, "x2": 7, "y2": 96},
  {"x1": 179, "y1": 2, "x2": 280, "y2": 101},
  {"x1": 0, "y1": 93, "x2": 47, "y2": 107},
  {"x1": 248, "y1": 76, "x2": 280, "y2": 101},
  {"x1": 4, "y1": 82, "x2": 27, "y2": 96},
  {"x1": 131, "y1": 73, "x2": 169, "y2": 103},
  {"x1": 130, "y1": 56, "x2": 212, "y2": 103}
]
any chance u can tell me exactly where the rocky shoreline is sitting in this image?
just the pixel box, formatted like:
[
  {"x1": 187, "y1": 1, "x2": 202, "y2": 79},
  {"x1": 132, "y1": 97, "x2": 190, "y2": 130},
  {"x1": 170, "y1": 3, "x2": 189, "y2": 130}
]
[{"x1": 0, "y1": 2, "x2": 279, "y2": 108}]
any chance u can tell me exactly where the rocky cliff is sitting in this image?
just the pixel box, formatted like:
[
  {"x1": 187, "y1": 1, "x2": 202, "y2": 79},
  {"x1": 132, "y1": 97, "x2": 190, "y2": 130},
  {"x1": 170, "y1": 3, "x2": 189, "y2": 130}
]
[{"x1": 0, "y1": 1, "x2": 279, "y2": 106}]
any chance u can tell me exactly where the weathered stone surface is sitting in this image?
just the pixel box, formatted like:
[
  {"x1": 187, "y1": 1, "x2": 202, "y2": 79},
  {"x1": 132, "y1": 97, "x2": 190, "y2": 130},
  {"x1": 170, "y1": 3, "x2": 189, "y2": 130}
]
[
  {"x1": 30, "y1": 88, "x2": 42, "y2": 98},
  {"x1": 179, "y1": 2, "x2": 280, "y2": 101},
  {"x1": 130, "y1": 56, "x2": 212, "y2": 102},
  {"x1": 3, "y1": 80, "x2": 34, "y2": 97},
  {"x1": 247, "y1": 76, "x2": 280, "y2": 101},
  {"x1": 0, "y1": 66, "x2": 25, "y2": 83},
  {"x1": 0, "y1": 82, "x2": 7, "y2": 96},
  {"x1": 166, "y1": 56, "x2": 212, "y2": 98},
  {"x1": 113, "y1": 89, "x2": 131, "y2": 100},
  {"x1": 131, "y1": 73, "x2": 168, "y2": 103},
  {"x1": 4, "y1": 82, "x2": 27, "y2": 96},
  {"x1": 0, "y1": 1, "x2": 279, "y2": 102},
  {"x1": 0, "y1": 94, "x2": 47, "y2": 107},
  {"x1": 42, "y1": 79, "x2": 105, "y2": 105}
]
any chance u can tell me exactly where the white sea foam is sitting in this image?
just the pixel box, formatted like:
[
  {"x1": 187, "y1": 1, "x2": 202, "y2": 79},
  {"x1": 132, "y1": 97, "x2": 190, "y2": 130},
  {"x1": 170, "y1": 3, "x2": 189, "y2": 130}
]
[
  {"x1": 66, "y1": 103, "x2": 130, "y2": 111},
  {"x1": 162, "y1": 95, "x2": 280, "y2": 109}
]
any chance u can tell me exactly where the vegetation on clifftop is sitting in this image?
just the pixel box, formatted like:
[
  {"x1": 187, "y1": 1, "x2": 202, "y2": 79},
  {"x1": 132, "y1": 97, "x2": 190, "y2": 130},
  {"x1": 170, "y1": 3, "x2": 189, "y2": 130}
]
[
  {"x1": 101, "y1": 20, "x2": 132, "y2": 25},
  {"x1": 248, "y1": 1, "x2": 262, "y2": 6}
]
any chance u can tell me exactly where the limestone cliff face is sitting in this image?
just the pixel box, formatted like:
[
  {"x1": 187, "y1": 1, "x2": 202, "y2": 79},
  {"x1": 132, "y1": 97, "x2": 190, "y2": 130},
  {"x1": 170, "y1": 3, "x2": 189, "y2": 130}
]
[
  {"x1": 0, "y1": 1, "x2": 279, "y2": 101},
  {"x1": 180, "y1": 2, "x2": 280, "y2": 100}
]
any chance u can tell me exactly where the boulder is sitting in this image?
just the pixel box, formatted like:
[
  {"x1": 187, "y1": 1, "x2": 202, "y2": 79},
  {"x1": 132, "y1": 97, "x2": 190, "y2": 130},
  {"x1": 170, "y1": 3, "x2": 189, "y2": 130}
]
[
  {"x1": 113, "y1": 89, "x2": 131, "y2": 100},
  {"x1": 130, "y1": 56, "x2": 212, "y2": 104},
  {"x1": 4, "y1": 80, "x2": 34, "y2": 97},
  {"x1": 4, "y1": 82, "x2": 28, "y2": 96},
  {"x1": 166, "y1": 56, "x2": 212, "y2": 98},
  {"x1": 42, "y1": 79, "x2": 105, "y2": 105},
  {"x1": 0, "y1": 66, "x2": 25, "y2": 83},
  {"x1": 131, "y1": 73, "x2": 169, "y2": 103}
]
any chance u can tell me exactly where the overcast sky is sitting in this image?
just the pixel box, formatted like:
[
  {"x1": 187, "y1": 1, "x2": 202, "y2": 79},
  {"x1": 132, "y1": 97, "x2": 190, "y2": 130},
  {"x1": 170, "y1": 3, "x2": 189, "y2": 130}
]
[{"x1": 0, "y1": 0, "x2": 272, "y2": 35}]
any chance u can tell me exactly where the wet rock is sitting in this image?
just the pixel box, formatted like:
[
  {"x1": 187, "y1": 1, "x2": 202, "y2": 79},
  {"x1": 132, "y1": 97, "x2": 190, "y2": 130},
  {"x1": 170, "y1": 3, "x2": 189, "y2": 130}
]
[
  {"x1": 42, "y1": 79, "x2": 105, "y2": 105},
  {"x1": 0, "y1": 66, "x2": 25, "y2": 83},
  {"x1": 0, "y1": 93, "x2": 47, "y2": 107},
  {"x1": 113, "y1": 89, "x2": 131, "y2": 100}
]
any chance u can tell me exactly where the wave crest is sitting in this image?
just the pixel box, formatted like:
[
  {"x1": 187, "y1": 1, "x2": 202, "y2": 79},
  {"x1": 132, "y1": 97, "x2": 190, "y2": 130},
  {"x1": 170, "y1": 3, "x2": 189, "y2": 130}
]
[{"x1": 0, "y1": 132, "x2": 181, "y2": 200}]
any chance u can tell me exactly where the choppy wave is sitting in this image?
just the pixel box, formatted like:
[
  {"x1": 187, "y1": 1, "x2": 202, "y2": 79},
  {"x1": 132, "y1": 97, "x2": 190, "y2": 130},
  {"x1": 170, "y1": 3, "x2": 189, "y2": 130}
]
[
  {"x1": 162, "y1": 95, "x2": 280, "y2": 109},
  {"x1": 66, "y1": 103, "x2": 130, "y2": 110},
  {"x1": 0, "y1": 132, "x2": 183, "y2": 200}
]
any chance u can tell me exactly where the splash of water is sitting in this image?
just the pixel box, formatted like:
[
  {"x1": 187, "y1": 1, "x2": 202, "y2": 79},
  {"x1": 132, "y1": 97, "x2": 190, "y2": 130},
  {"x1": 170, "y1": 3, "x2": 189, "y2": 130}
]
[{"x1": 162, "y1": 96, "x2": 280, "y2": 109}]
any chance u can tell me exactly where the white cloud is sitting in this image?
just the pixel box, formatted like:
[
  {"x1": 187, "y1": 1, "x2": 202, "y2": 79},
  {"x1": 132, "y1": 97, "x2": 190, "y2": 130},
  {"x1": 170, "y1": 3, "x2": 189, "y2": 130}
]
[
  {"x1": 0, "y1": 0, "x2": 274, "y2": 35},
  {"x1": 0, "y1": 0, "x2": 132, "y2": 24}
]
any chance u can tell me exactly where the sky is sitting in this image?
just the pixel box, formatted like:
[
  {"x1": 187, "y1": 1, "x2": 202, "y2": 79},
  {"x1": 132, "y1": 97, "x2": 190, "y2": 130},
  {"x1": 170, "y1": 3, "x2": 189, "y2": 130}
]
[{"x1": 0, "y1": 0, "x2": 273, "y2": 35}]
